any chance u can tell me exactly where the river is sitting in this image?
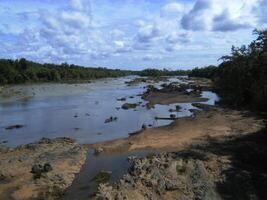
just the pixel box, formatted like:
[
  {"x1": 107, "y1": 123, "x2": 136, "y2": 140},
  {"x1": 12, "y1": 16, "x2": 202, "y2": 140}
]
[{"x1": 0, "y1": 76, "x2": 219, "y2": 147}]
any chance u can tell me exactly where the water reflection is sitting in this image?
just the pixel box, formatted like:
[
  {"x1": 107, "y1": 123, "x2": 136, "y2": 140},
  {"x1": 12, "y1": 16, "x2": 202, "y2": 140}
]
[{"x1": 0, "y1": 77, "x2": 219, "y2": 147}]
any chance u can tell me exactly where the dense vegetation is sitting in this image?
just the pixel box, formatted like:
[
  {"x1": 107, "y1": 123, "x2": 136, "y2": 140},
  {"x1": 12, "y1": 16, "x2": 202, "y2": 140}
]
[
  {"x1": 137, "y1": 68, "x2": 190, "y2": 77},
  {"x1": 188, "y1": 65, "x2": 218, "y2": 79},
  {"x1": 0, "y1": 59, "x2": 132, "y2": 84},
  {"x1": 0, "y1": 60, "x2": 191, "y2": 84},
  {"x1": 190, "y1": 29, "x2": 267, "y2": 112}
]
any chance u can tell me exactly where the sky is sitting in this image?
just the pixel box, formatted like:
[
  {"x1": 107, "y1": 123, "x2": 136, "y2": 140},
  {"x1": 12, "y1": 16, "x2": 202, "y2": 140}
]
[{"x1": 0, "y1": 0, "x2": 267, "y2": 70}]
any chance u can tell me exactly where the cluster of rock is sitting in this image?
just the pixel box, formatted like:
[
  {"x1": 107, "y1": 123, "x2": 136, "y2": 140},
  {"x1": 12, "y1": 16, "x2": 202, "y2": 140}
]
[
  {"x1": 0, "y1": 137, "x2": 87, "y2": 200},
  {"x1": 94, "y1": 151, "x2": 223, "y2": 200},
  {"x1": 125, "y1": 77, "x2": 168, "y2": 86},
  {"x1": 105, "y1": 116, "x2": 118, "y2": 123},
  {"x1": 122, "y1": 103, "x2": 139, "y2": 110},
  {"x1": 142, "y1": 83, "x2": 202, "y2": 99}
]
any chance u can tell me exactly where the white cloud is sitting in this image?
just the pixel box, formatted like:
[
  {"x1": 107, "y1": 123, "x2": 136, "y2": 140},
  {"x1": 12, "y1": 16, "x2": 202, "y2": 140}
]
[{"x1": 0, "y1": 0, "x2": 266, "y2": 69}]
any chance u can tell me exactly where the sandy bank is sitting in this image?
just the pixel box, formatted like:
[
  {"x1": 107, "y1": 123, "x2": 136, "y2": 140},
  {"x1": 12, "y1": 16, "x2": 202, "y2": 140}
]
[{"x1": 88, "y1": 106, "x2": 264, "y2": 154}]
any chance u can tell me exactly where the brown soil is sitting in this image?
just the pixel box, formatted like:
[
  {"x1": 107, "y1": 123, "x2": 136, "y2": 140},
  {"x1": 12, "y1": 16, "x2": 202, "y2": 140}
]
[{"x1": 88, "y1": 106, "x2": 264, "y2": 154}]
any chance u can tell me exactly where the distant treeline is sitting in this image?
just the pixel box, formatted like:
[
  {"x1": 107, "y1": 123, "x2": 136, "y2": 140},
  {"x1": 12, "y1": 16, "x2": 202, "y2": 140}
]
[
  {"x1": 189, "y1": 29, "x2": 267, "y2": 112},
  {"x1": 136, "y1": 68, "x2": 190, "y2": 77},
  {"x1": 0, "y1": 59, "x2": 132, "y2": 84},
  {"x1": 0, "y1": 58, "x2": 191, "y2": 85},
  {"x1": 188, "y1": 65, "x2": 218, "y2": 79}
]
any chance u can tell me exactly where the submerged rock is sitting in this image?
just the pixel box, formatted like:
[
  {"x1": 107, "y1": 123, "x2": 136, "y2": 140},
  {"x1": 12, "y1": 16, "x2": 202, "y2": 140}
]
[
  {"x1": 121, "y1": 103, "x2": 138, "y2": 110},
  {"x1": 104, "y1": 116, "x2": 118, "y2": 123},
  {"x1": 170, "y1": 114, "x2": 176, "y2": 119},
  {"x1": 117, "y1": 97, "x2": 126, "y2": 101},
  {"x1": 94, "y1": 170, "x2": 112, "y2": 183},
  {"x1": 5, "y1": 124, "x2": 25, "y2": 130}
]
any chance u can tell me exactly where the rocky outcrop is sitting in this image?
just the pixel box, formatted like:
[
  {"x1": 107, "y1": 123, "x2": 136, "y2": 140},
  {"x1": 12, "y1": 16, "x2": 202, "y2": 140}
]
[
  {"x1": 94, "y1": 152, "x2": 223, "y2": 200},
  {"x1": 122, "y1": 103, "x2": 138, "y2": 110},
  {"x1": 0, "y1": 137, "x2": 87, "y2": 200}
]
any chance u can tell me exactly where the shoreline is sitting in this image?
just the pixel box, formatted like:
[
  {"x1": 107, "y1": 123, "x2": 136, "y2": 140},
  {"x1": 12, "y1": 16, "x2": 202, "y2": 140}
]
[{"x1": 87, "y1": 105, "x2": 264, "y2": 154}]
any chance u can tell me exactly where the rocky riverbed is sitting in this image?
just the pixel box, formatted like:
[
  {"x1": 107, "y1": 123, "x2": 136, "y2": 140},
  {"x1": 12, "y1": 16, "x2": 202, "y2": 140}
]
[
  {"x1": 0, "y1": 138, "x2": 87, "y2": 200},
  {"x1": 93, "y1": 125, "x2": 267, "y2": 200}
]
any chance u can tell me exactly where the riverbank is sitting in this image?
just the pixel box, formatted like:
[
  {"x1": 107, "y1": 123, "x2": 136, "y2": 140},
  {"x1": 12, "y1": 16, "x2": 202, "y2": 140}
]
[
  {"x1": 89, "y1": 105, "x2": 264, "y2": 154},
  {"x1": 93, "y1": 126, "x2": 267, "y2": 200},
  {"x1": 0, "y1": 138, "x2": 87, "y2": 200},
  {"x1": 1, "y1": 76, "x2": 265, "y2": 199}
]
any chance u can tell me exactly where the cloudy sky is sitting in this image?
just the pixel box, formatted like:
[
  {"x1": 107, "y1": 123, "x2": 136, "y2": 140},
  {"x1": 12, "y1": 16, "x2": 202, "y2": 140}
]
[{"x1": 0, "y1": 0, "x2": 266, "y2": 70}]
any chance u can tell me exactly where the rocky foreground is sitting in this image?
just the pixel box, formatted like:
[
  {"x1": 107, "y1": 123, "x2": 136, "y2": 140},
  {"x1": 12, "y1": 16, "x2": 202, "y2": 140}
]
[
  {"x1": 94, "y1": 127, "x2": 267, "y2": 200},
  {"x1": 0, "y1": 138, "x2": 87, "y2": 200}
]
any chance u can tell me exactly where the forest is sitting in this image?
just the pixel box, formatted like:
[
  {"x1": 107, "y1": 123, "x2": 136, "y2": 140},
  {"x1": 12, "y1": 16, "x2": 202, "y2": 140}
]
[
  {"x1": 189, "y1": 29, "x2": 267, "y2": 112},
  {"x1": 0, "y1": 59, "x2": 190, "y2": 84},
  {"x1": 0, "y1": 59, "x2": 132, "y2": 84},
  {"x1": 136, "y1": 68, "x2": 190, "y2": 77}
]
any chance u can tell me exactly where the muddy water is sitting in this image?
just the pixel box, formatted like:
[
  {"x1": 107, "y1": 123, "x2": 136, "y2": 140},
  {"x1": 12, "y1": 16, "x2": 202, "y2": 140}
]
[{"x1": 0, "y1": 76, "x2": 218, "y2": 147}]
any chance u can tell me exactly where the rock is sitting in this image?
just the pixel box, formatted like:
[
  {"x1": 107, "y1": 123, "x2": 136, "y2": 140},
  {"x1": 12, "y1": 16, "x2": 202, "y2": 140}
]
[
  {"x1": 146, "y1": 102, "x2": 155, "y2": 109},
  {"x1": 31, "y1": 164, "x2": 44, "y2": 179},
  {"x1": 94, "y1": 170, "x2": 112, "y2": 183},
  {"x1": 105, "y1": 116, "x2": 118, "y2": 123},
  {"x1": 117, "y1": 97, "x2": 126, "y2": 101},
  {"x1": 38, "y1": 137, "x2": 52, "y2": 144},
  {"x1": 121, "y1": 103, "x2": 138, "y2": 110},
  {"x1": 142, "y1": 124, "x2": 147, "y2": 130},
  {"x1": 176, "y1": 105, "x2": 182, "y2": 111},
  {"x1": 170, "y1": 114, "x2": 176, "y2": 119},
  {"x1": 43, "y1": 163, "x2": 53, "y2": 172},
  {"x1": 0, "y1": 137, "x2": 87, "y2": 199},
  {"x1": 94, "y1": 147, "x2": 104, "y2": 155},
  {"x1": 5, "y1": 124, "x2": 24, "y2": 130},
  {"x1": 192, "y1": 103, "x2": 212, "y2": 111},
  {"x1": 31, "y1": 163, "x2": 53, "y2": 179}
]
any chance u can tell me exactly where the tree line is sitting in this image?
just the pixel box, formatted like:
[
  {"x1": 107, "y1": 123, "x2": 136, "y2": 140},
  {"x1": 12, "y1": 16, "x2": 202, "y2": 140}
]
[
  {"x1": 0, "y1": 59, "x2": 191, "y2": 85},
  {"x1": 0, "y1": 59, "x2": 132, "y2": 84},
  {"x1": 189, "y1": 29, "x2": 267, "y2": 112},
  {"x1": 137, "y1": 68, "x2": 190, "y2": 77}
]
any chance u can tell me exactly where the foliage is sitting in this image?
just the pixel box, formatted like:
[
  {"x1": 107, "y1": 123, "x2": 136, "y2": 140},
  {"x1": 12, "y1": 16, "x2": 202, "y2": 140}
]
[
  {"x1": 188, "y1": 65, "x2": 218, "y2": 79},
  {"x1": 189, "y1": 29, "x2": 267, "y2": 112},
  {"x1": 137, "y1": 68, "x2": 190, "y2": 77},
  {"x1": 0, "y1": 59, "x2": 132, "y2": 84},
  {"x1": 215, "y1": 29, "x2": 267, "y2": 111}
]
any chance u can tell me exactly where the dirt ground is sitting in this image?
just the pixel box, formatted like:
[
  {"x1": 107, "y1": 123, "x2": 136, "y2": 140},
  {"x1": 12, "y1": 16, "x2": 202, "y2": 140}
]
[{"x1": 89, "y1": 106, "x2": 265, "y2": 154}]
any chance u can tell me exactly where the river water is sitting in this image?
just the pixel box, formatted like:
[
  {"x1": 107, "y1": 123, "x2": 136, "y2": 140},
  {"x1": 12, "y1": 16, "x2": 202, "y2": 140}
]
[
  {"x1": 0, "y1": 76, "x2": 220, "y2": 199},
  {"x1": 0, "y1": 76, "x2": 218, "y2": 147}
]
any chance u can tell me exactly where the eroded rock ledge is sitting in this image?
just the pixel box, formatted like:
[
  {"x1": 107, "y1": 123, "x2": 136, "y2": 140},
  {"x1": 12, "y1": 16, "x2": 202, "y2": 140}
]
[
  {"x1": 93, "y1": 151, "x2": 223, "y2": 200},
  {"x1": 0, "y1": 137, "x2": 87, "y2": 200}
]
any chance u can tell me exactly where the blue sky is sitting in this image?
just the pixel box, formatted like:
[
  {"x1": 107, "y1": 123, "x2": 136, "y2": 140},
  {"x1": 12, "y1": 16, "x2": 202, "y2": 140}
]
[{"x1": 0, "y1": 0, "x2": 266, "y2": 70}]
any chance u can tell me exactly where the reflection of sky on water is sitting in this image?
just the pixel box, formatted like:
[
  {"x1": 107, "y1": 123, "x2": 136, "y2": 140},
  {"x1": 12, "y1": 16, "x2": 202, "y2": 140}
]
[{"x1": 0, "y1": 77, "x2": 219, "y2": 147}]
